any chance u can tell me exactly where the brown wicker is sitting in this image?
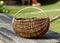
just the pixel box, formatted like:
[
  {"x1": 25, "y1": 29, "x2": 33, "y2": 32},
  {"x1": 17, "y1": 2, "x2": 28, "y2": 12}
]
[{"x1": 12, "y1": 7, "x2": 50, "y2": 38}]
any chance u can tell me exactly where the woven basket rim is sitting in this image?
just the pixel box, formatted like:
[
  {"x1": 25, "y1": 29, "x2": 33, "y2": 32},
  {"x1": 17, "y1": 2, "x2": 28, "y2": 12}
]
[{"x1": 14, "y1": 17, "x2": 49, "y2": 21}]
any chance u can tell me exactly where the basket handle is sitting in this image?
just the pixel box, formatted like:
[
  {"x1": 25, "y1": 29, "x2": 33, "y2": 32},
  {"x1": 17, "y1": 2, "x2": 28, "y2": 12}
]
[{"x1": 14, "y1": 7, "x2": 48, "y2": 18}]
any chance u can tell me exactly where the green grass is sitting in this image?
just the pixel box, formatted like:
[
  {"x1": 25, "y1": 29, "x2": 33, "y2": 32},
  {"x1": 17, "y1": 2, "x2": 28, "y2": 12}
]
[
  {"x1": 6, "y1": 1, "x2": 60, "y2": 33},
  {"x1": 50, "y1": 19, "x2": 60, "y2": 33},
  {"x1": 40, "y1": 1, "x2": 60, "y2": 10},
  {"x1": 7, "y1": 1, "x2": 60, "y2": 14},
  {"x1": 47, "y1": 11, "x2": 60, "y2": 33}
]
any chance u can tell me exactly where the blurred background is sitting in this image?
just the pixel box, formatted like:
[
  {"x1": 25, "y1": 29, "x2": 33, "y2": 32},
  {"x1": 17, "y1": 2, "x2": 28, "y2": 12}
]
[{"x1": 0, "y1": 0, "x2": 60, "y2": 33}]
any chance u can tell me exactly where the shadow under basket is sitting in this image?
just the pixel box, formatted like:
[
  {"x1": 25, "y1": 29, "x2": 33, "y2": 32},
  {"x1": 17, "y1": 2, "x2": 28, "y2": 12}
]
[
  {"x1": 12, "y1": 17, "x2": 50, "y2": 38},
  {"x1": 12, "y1": 7, "x2": 50, "y2": 38}
]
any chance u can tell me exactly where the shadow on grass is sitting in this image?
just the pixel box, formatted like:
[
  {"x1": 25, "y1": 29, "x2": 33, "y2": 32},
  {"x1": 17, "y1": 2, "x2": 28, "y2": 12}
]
[{"x1": 38, "y1": 0, "x2": 60, "y2": 5}]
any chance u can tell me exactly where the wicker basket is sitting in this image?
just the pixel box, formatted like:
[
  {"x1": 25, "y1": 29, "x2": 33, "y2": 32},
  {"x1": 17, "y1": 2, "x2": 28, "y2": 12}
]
[{"x1": 12, "y1": 7, "x2": 50, "y2": 38}]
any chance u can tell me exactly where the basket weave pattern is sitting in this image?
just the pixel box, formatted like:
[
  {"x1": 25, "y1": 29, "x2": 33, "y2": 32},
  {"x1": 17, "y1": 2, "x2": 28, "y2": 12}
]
[
  {"x1": 12, "y1": 7, "x2": 50, "y2": 38},
  {"x1": 12, "y1": 18, "x2": 49, "y2": 38}
]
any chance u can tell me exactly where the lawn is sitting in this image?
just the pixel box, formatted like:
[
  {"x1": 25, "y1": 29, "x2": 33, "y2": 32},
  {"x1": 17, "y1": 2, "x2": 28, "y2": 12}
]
[
  {"x1": 7, "y1": 1, "x2": 60, "y2": 14},
  {"x1": 6, "y1": 1, "x2": 60, "y2": 33}
]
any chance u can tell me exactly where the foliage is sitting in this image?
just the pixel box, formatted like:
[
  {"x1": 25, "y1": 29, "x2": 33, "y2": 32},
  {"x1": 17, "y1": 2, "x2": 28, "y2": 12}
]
[{"x1": 0, "y1": 1, "x2": 9, "y2": 13}]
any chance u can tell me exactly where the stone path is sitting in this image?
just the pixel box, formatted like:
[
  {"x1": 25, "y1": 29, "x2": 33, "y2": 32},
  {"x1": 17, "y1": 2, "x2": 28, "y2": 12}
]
[{"x1": 0, "y1": 14, "x2": 60, "y2": 43}]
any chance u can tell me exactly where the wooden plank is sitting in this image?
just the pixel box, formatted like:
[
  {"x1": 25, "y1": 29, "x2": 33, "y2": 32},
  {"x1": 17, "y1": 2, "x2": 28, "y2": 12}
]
[
  {"x1": 0, "y1": 14, "x2": 60, "y2": 43},
  {"x1": 0, "y1": 24, "x2": 60, "y2": 43},
  {"x1": 0, "y1": 24, "x2": 37, "y2": 43}
]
